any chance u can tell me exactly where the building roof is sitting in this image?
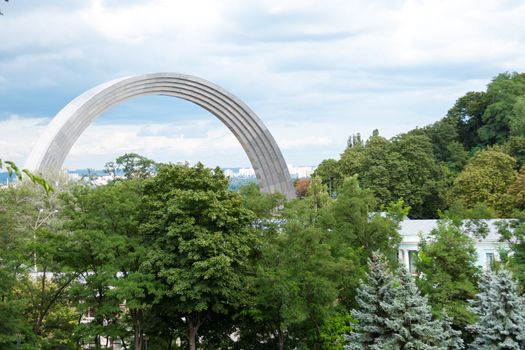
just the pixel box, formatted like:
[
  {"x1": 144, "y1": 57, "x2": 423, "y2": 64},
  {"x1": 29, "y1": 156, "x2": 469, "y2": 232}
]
[{"x1": 399, "y1": 219, "x2": 510, "y2": 244}]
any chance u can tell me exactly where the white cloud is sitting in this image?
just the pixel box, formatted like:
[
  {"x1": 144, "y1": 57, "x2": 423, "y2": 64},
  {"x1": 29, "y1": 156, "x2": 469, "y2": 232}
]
[
  {"x1": 0, "y1": 115, "x2": 50, "y2": 163},
  {"x1": 2, "y1": 0, "x2": 525, "y2": 168}
]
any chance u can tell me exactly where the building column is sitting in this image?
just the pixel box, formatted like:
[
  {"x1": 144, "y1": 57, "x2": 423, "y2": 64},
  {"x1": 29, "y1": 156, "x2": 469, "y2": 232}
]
[{"x1": 404, "y1": 249, "x2": 410, "y2": 270}]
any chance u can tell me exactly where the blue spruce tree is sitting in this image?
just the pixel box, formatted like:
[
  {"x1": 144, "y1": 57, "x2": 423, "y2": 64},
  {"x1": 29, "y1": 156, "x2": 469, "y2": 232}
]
[
  {"x1": 440, "y1": 310, "x2": 464, "y2": 350},
  {"x1": 468, "y1": 269, "x2": 525, "y2": 349},
  {"x1": 380, "y1": 267, "x2": 443, "y2": 349},
  {"x1": 347, "y1": 253, "x2": 447, "y2": 349},
  {"x1": 347, "y1": 252, "x2": 397, "y2": 349}
]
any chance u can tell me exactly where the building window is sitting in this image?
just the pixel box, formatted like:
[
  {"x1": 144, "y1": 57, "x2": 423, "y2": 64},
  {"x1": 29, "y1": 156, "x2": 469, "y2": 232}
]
[
  {"x1": 486, "y1": 252, "x2": 495, "y2": 270},
  {"x1": 408, "y1": 250, "x2": 418, "y2": 274}
]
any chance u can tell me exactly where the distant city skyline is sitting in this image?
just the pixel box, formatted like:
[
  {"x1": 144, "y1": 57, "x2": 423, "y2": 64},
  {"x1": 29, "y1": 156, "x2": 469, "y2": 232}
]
[{"x1": 2, "y1": 1, "x2": 525, "y2": 169}]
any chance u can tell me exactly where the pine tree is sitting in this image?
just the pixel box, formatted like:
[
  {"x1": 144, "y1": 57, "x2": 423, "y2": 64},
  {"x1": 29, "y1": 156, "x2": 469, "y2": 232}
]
[
  {"x1": 380, "y1": 267, "x2": 443, "y2": 349},
  {"x1": 346, "y1": 252, "x2": 397, "y2": 349},
  {"x1": 468, "y1": 269, "x2": 525, "y2": 349},
  {"x1": 347, "y1": 254, "x2": 444, "y2": 349},
  {"x1": 440, "y1": 310, "x2": 464, "y2": 350}
]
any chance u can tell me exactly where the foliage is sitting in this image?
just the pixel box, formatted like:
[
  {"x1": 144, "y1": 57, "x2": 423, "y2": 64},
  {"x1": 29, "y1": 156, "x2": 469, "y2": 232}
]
[
  {"x1": 348, "y1": 253, "x2": 444, "y2": 349},
  {"x1": 316, "y1": 131, "x2": 448, "y2": 218},
  {"x1": 440, "y1": 310, "x2": 464, "y2": 350},
  {"x1": 0, "y1": 159, "x2": 53, "y2": 194},
  {"x1": 140, "y1": 162, "x2": 256, "y2": 350},
  {"x1": 321, "y1": 176, "x2": 403, "y2": 268},
  {"x1": 294, "y1": 178, "x2": 311, "y2": 198},
  {"x1": 381, "y1": 267, "x2": 444, "y2": 349},
  {"x1": 495, "y1": 213, "x2": 525, "y2": 293},
  {"x1": 507, "y1": 165, "x2": 525, "y2": 211},
  {"x1": 468, "y1": 269, "x2": 525, "y2": 349},
  {"x1": 346, "y1": 252, "x2": 397, "y2": 349},
  {"x1": 452, "y1": 148, "x2": 517, "y2": 215},
  {"x1": 104, "y1": 152, "x2": 156, "y2": 179},
  {"x1": 416, "y1": 221, "x2": 480, "y2": 340},
  {"x1": 319, "y1": 312, "x2": 354, "y2": 350},
  {"x1": 0, "y1": 182, "x2": 72, "y2": 349},
  {"x1": 60, "y1": 179, "x2": 155, "y2": 349}
]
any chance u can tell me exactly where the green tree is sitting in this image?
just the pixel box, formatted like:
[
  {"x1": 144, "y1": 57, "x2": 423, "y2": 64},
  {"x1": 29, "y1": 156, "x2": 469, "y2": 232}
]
[
  {"x1": 319, "y1": 312, "x2": 354, "y2": 350},
  {"x1": 423, "y1": 119, "x2": 459, "y2": 164},
  {"x1": 445, "y1": 91, "x2": 489, "y2": 150},
  {"x1": 140, "y1": 163, "x2": 255, "y2": 350},
  {"x1": 105, "y1": 152, "x2": 157, "y2": 179},
  {"x1": 452, "y1": 148, "x2": 517, "y2": 215},
  {"x1": 0, "y1": 182, "x2": 75, "y2": 349},
  {"x1": 495, "y1": 214, "x2": 525, "y2": 294},
  {"x1": 0, "y1": 186, "x2": 39, "y2": 349},
  {"x1": 479, "y1": 72, "x2": 525, "y2": 145},
  {"x1": 509, "y1": 96, "x2": 525, "y2": 137},
  {"x1": 416, "y1": 221, "x2": 480, "y2": 340},
  {"x1": 313, "y1": 158, "x2": 343, "y2": 195},
  {"x1": 248, "y1": 223, "x2": 342, "y2": 350},
  {"x1": 468, "y1": 269, "x2": 525, "y2": 349},
  {"x1": 507, "y1": 166, "x2": 525, "y2": 211},
  {"x1": 504, "y1": 136, "x2": 525, "y2": 169},
  {"x1": 322, "y1": 176, "x2": 403, "y2": 268},
  {"x1": 60, "y1": 180, "x2": 154, "y2": 349},
  {"x1": 335, "y1": 132, "x2": 447, "y2": 218}
]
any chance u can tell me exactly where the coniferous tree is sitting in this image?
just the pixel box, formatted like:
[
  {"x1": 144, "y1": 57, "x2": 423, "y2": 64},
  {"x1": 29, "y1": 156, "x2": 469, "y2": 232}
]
[
  {"x1": 439, "y1": 310, "x2": 464, "y2": 350},
  {"x1": 346, "y1": 252, "x2": 397, "y2": 349},
  {"x1": 347, "y1": 254, "x2": 444, "y2": 349},
  {"x1": 468, "y1": 269, "x2": 525, "y2": 349},
  {"x1": 380, "y1": 267, "x2": 443, "y2": 349}
]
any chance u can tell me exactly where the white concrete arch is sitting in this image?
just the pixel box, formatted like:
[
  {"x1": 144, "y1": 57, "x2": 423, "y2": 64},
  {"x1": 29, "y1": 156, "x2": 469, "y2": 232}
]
[{"x1": 25, "y1": 73, "x2": 296, "y2": 199}]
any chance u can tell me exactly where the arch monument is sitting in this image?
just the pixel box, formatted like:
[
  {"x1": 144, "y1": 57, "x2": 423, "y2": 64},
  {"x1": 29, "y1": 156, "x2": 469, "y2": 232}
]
[{"x1": 25, "y1": 73, "x2": 296, "y2": 199}]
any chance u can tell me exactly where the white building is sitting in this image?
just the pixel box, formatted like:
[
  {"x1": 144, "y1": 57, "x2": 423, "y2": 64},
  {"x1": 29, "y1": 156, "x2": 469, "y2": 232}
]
[{"x1": 399, "y1": 219, "x2": 507, "y2": 273}]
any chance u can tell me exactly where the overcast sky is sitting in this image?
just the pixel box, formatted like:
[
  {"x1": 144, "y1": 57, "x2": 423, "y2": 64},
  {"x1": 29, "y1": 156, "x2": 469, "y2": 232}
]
[{"x1": 1, "y1": 0, "x2": 525, "y2": 169}]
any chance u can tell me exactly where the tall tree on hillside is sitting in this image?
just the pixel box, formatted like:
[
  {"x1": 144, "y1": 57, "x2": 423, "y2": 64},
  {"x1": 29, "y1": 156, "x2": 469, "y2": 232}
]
[
  {"x1": 335, "y1": 131, "x2": 447, "y2": 218},
  {"x1": 390, "y1": 132, "x2": 448, "y2": 218},
  {"x1": 446, "y1": 91, "x2": 490, "y2": 150},
  {"x1": 416, "y1": 221, "x2": 480, "y2": 341},
  {"x1": 507, "y1": 166, "x2": 525, "y2": 211},
  {"x1": 446, "y1": 73, "x2": 525, "y2": 149},
  {"x1": 423, "y1": 119, "x2": 460, "y2": 163},
  {"x1": 509, "y1": 96, "x2": 525, "y2": 137},
  {"x1": 452, "y1": 148, "x2": 517, "y2": 216},
  {"x1": 140, "y1": 163, "x2": 255, "y2": 350},
  {"x1": 468, "y1": 269, "x2": 525, "y2": 349},
  {"x1": 479, "y1": 72, "x2": 525, "y2": 145}
]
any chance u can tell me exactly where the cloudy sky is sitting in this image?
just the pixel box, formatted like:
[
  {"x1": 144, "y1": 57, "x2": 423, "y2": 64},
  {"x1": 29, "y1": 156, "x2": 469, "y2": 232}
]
[{"x1": 1, "y1": 0, "x2": 525, "y2": 169}]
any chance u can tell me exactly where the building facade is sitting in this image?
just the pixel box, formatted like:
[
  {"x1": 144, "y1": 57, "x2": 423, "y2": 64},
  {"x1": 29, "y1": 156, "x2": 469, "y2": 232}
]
[{"x1": 398, "y1": 219, "x2": 507, "y2": 273}]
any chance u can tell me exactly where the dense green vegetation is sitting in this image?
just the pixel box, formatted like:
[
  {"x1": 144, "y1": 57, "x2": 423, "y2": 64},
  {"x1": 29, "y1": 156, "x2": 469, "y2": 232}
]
[
  {"x1": 2, "y1": 72, "x2": 525, "y2": 348},
  {"x1": 315, "y1": 72, "x2": 525, "y2": 219}
]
